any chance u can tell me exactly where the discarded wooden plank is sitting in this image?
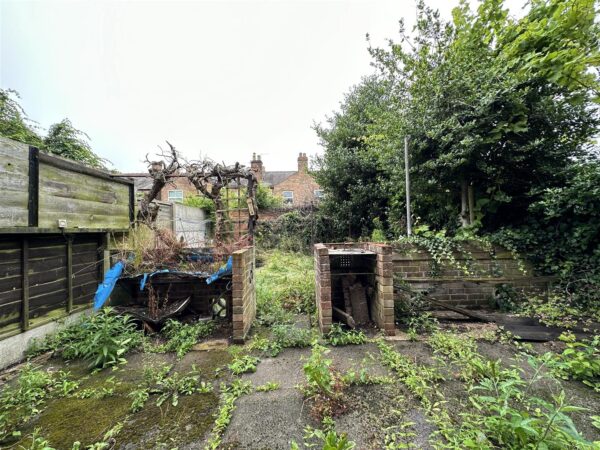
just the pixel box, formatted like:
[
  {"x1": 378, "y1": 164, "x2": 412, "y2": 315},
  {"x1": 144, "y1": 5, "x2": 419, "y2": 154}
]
[
  {"x1": 333, "y1": 306, "x2": 356, "y2": 328},
  {"x1": 427, "y1": 298, "x2": 493, "y2": 323}
]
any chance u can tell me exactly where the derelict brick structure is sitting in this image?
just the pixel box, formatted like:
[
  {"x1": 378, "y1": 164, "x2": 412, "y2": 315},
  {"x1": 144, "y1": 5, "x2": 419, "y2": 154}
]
[
  {"x1": 392, "y1": 244, "x2": 553, "y2": 308},
  {"x1": 232, "y1": 246, "x2": 256, "y2": 343},
  {"x1": 314, "y1": 243, "x2": 395, "y2": 336},
  {"x1": 0, "y1": 137, "x2": 133, "y2": 349}
]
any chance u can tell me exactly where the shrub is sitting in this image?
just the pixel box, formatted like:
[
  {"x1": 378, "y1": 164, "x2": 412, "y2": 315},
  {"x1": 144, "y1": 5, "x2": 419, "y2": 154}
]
[{"x1": 27, "y1": 308, "x2": 143, "y2": 370}]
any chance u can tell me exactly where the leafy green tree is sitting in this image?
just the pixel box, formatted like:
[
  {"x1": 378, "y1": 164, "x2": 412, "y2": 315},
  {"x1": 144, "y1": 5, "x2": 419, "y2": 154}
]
[
  {"x1": 314, "y1": 77, "x2": 392, "y2": 238},
  {"x1": 0, "y1": 89, "x2": 106, "y2": 168},
  {"x1": 0, "y1": 89, "x2": 43, "y2": 147},
  {"x1": 43, "y1": 119, "x2": 106, "y2": 168},
  {"x1": 317, "y1": 0, "x2": 599, "y2": 233}
]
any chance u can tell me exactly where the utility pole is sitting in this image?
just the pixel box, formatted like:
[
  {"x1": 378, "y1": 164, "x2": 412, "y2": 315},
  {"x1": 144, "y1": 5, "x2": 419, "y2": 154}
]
[{"x1": 404, "y1": 136, "x2": 412, "y2": 236}]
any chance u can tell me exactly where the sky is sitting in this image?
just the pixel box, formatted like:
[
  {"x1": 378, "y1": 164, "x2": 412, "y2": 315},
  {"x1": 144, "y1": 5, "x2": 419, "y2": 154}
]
[{"x1": 1, "y1": 0, "x2": 525, "y2": 173}]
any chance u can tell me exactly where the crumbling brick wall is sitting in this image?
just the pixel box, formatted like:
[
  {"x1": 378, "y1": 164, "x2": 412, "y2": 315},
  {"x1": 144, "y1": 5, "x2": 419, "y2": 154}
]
[
  {"x1": 393, "y1": 244, "x2": 553, "y2": 308},
  {"x1": 232, "y1": 246, "x2": 256, "y2": 343}
]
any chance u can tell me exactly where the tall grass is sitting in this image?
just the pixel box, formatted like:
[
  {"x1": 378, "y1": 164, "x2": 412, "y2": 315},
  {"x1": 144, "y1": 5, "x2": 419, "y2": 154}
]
[{"x1": 255, "y1": 251, "x2": 315, "y2": 326}]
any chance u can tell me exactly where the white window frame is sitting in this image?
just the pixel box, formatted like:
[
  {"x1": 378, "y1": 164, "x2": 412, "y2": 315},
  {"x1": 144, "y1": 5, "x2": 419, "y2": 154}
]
[
  {"x1": 168, "y1": 189, "x2": 184, "y2": 203},
  {"x1": 282, "y1": 191, "x2": 294, "y2": 205}
]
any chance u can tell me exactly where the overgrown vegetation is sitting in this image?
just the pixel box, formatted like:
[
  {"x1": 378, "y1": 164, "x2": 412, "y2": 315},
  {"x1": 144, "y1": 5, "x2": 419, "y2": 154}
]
[
  {"x1": 205, "y1": 380, "x2": 253, "y2": 450},
  {"x1": 314, "y1": 0, "x2": 600, "y2": 309},
  {"x1": 325, "y1": 324, "x2": 367, "y2": 346},
  {"x1": 0, "y1": 365, "x2": 78, "y2": 441},
  {"x1": 255, "y1": 251, "x2": 315, "y2": 326},
  {"x1": 378, "y1": 332, "x2": 596, "y2": 449},
  {"x1": 27, "y1": 308, "x2": 143, "y2": 369},
  {"x1": 128, "y1": 363, "x2": 213, "y2": 412},
  {"x1": 151, "y1": 319, "x2": 215, "y2": 358}
]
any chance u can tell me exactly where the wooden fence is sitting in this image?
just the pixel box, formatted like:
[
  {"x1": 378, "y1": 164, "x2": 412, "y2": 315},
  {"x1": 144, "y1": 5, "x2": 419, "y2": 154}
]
[
  {"x1": 0, "y1": 137, "x2": 134, "y2": 340},
  {"x1": 154, "y1": 201, "x2": 210, "y2": 247}
]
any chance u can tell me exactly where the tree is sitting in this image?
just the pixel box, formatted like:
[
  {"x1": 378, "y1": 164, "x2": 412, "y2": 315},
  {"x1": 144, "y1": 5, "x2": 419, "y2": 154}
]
[
  {"x1": 0, "y1": 88, "x2": 106, "y2": 168},
  {"x1": 314, "y1": 77, "x2": 392, "y2": 239},
  {"x1": 43, "y1": 119, "x2": 106, "y2": 169},
  {"x1": 317, "y1": 0, "x2": 599, "y2": 236},
  {"x1": 0, "y1": 89, "x2": 42, "y2": 147}
]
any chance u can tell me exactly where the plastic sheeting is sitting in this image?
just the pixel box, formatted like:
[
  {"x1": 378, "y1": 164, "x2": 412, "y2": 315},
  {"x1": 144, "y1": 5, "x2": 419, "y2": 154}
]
[{"x1": 93, "y1": 261, "x2": 125, "y2": 310}]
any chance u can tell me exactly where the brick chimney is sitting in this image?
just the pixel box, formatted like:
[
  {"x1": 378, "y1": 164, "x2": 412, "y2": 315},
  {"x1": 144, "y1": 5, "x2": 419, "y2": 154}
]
[
  {"x1": 297, "y1": 152, "x2": 308, "y2": 173},
  {"x1": 250, "y1": 153, "x2": 264, "y2": 182}
]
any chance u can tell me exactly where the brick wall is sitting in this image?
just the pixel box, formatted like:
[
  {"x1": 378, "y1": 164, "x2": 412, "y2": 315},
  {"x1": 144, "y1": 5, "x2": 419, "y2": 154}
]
[
  {"x1": 365, "y1": 243, "x2": 395, "y2": 336},
  {"x1": 314, "y1": 243, "x2": 395, "y2": 336},
  {"x1": 232, "y1": 246, "x2": 256, "y2": 343},
  {"x1": 314, "y1": 244, "x2": 332, "y2": 333},
  {"x1": 393, "y1": 244, "x2": 553, "y2": 308},
  {"x1": 158, "y1": 175, "x2": 198, "y2": 202}
]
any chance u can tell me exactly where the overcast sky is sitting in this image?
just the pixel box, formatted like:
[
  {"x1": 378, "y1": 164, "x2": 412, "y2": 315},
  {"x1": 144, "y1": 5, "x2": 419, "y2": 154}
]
[{"x1": 1, "y1": 0, "x2": 525, "y2": 172}]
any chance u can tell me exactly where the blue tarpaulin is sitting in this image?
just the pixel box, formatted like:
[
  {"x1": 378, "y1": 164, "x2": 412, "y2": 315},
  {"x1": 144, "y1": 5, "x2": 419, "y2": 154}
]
[
  {"x1": 206, "y1": 256, "x2": 233, "y2": 284},
  {"x1": 93, "y1": 261, "x2": 125, "y2": 310}
]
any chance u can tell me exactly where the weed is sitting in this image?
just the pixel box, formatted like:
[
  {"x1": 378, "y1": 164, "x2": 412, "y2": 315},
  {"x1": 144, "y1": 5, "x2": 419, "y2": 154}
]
[
  {"x1": 129, "y1": 364, "x2": 213, "y2": 412},
  {"x1": 228, "y1": 355, "x2": 259, "y2": 375},
  {"x1": 342, "y1": 367, "x2": 394, "y2": 386},
  {"x1": 549, "y1": 333, "x2": 600, "y2": 390},
  {"x1": 128, "y1": 388, "x2": 150, "y2": 412},
  {"x1": 273, "y1": 324, "x2": 314, "y2": 348},
  {"x1": 157, "y1": 319, "x2": 215, "y2": 358},
  {"x1": 291, "y1": 416, "x2": 356, "y2": 449},
  {"x1": 71, "y1": 421, "x2": 124, "y2": 450},
  {"x1": 0, "y1": 366, "x2": 77, "y2": 441},
  {"x1": 326, "y1": 324, "x2": 367, "y2": 346},
  {"x1": 74, "y1": 376, "x2": 119, "y2": 399},
  {"x1": 255, "y1": 382, "x2": 280, "y2": 392},
  {"x1": 205, "y1": 380, "x2": 252, "y2": 450},
  {"x1": 27, "y1": 308, "x2": 143, "y2": 370},
  {"x1": 300, "y1": 344, "x2": 347, "y2": 420}
]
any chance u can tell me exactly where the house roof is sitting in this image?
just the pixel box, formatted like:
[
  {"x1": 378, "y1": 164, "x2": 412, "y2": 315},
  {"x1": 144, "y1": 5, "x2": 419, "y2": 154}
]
[
  {"x1": 117, "y1": 173, "x2": 154, "y2": 190},
  {"x1": 263, "y1": 171, "x2": 295, "y2": 186}
]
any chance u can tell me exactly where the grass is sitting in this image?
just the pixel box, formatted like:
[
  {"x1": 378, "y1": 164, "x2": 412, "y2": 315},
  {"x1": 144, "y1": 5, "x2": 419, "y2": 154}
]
[{"x1": 255, "y1": 250, "x2": 315, "y2": 326}]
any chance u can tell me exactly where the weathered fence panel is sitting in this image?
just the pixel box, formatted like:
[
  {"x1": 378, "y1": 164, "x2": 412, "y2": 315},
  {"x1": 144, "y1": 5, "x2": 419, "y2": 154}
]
[
  {"x1": 0, "y1": 138, "x2": 30, "y2": 227},
  {"x1": 0, "y1": 137, "x2": 134, "y2": 343},
  {"x1": 0, "y1": 234, "x2": 103, "y2": 340},
  {"x1": 38, "y1": 155, "x2": 132, "y2": 229},
  {"x1": 154, "y1": 201, "x2": 209, "y2": 246},
  {"x1": 0, "y1": 136, "x2": 134, "y2": 232}
]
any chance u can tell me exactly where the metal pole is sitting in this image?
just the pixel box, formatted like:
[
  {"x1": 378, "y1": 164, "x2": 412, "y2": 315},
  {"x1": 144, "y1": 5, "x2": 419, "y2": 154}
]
[{"x1": 404, "y1": 136, "x2": 412, "y2": 236}]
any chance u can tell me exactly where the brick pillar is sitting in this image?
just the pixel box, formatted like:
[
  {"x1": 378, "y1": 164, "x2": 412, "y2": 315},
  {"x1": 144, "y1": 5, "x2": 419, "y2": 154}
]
[
  {"x1": 232, "y1": 246, "x2": 256, "y2": 343},
  {"x1": 367, "y1": 243, "x2": 395, "y2": 336},
  {"x1": 314, "y1": 244, "x2": 332, "y2": 333}
]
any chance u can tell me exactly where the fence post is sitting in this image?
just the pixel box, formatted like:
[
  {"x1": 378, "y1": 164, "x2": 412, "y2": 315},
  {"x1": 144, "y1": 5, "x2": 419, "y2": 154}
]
[
  {"x1": 21, "y1": 237, "x2": 29, "y2": 331},
  {"x1": 67, "y1": 237, "x2": 73, "y2": 313},
  {"x1": 28, "y1": 147, "x2": 39, "y2": 227}
]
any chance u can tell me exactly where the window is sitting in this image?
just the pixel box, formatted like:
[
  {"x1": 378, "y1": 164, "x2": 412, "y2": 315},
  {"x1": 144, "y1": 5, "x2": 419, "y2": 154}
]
[
  {"x1": 314, "y1": 190, "x2": 324, "y2": 199},
  {"x1": 168, "y1": 190, "x2": 184, "y2": 203},
  {"x1": 282, "y1": 191, "x2": 294, "y2": 205}
]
